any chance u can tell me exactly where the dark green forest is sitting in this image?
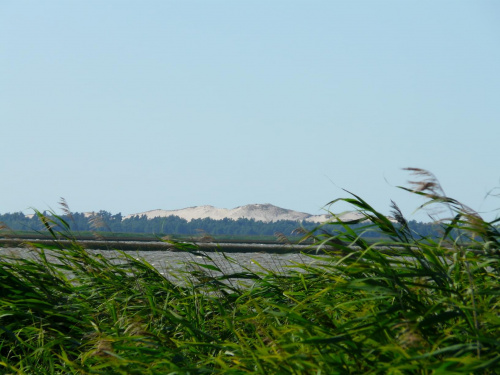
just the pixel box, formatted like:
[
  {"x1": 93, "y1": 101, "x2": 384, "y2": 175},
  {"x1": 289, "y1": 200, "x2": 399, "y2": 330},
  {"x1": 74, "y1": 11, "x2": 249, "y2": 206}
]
[{"x1": 1, "y1": 210, "x2": 441, "y2": 239}]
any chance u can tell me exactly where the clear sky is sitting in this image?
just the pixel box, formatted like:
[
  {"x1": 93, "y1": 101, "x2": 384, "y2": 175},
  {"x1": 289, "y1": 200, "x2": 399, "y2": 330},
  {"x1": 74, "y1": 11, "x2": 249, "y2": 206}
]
[{"x1": 1, "y1": 1, "x2": 499, "y2": 222}]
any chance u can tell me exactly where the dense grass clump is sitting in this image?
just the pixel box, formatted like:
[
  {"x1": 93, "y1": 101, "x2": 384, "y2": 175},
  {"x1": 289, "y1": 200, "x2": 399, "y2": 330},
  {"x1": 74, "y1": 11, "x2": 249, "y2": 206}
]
[{"x1": 1, "y1": 169, "x2": 499, "y2": 374}]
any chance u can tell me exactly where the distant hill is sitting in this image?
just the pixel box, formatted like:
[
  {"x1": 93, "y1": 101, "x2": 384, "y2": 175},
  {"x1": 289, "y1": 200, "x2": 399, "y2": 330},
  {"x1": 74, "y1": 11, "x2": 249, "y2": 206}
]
[
  {"x1": 1, "y1": 205, "x2": 437, "y2": 238},
  {"x1": 123, "y1": 203, "x2": 362, "y2": 223}
]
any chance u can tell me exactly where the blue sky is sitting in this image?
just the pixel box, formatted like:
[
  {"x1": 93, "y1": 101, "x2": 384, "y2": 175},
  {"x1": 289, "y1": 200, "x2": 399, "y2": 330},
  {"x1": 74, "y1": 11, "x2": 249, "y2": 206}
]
[{"x1": 1, "y1": 1, "x2": 499, "y2": 222}]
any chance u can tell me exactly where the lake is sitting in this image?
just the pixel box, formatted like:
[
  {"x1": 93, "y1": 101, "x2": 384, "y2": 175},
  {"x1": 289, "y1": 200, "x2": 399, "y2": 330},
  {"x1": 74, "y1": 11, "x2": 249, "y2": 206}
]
[{"x1": 0, "y1": 247, "x2": 334, "y2": 281}]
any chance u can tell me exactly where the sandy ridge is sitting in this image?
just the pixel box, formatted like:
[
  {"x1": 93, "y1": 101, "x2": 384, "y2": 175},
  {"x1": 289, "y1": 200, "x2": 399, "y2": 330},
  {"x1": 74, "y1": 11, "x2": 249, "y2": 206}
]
[{"x1": 123, "y1": 203, "x2": 364, "y2": 223}]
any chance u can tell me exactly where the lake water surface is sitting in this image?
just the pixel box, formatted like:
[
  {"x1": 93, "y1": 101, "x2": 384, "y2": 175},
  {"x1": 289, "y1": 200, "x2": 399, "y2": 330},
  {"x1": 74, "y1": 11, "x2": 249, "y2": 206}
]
[{"x1": 1, "y1": 247, "x2": 333, "y2": 280}]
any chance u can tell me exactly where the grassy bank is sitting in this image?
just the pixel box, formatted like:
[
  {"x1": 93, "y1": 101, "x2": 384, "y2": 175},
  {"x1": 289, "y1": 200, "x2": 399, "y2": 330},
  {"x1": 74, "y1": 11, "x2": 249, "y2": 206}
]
[
  {"x1": 1, "y1": 169, "x2": 499, "y2": 374},
  {"x1": 0, "y1": 231, "x2": 294, "y2": 244}
]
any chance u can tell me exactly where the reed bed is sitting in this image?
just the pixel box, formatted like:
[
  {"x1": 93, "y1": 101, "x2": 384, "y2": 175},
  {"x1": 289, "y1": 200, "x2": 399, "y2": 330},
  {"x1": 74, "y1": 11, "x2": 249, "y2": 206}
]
[{"x1": 1, "y1": 169, "x2": 499, "y2": 374}]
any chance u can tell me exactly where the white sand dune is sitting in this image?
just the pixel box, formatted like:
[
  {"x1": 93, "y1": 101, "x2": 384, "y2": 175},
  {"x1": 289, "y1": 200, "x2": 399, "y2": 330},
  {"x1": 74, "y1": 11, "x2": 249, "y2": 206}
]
[{"x1": 123, "y1": 203, "x2": 367, "y2": 223}]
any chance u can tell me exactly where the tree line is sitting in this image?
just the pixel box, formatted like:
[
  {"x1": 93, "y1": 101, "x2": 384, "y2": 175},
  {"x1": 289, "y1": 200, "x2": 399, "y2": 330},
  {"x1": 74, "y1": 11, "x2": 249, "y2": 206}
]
[{"x1": 0, "y1": 210, "x2": 447, "y2": 239}]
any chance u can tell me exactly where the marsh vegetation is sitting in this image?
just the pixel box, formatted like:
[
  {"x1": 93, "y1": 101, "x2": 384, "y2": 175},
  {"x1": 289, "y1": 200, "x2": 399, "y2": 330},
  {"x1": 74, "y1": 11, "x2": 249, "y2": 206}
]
[{"x1": 1, "y1": 169, "x2": 499, "y2": 374}]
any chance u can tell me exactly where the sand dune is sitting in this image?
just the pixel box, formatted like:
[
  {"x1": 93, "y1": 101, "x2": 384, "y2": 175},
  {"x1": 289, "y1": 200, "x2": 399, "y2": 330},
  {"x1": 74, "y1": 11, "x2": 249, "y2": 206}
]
[{"x1": 123, "y1": 203, "x2": 365, "y2": 223}]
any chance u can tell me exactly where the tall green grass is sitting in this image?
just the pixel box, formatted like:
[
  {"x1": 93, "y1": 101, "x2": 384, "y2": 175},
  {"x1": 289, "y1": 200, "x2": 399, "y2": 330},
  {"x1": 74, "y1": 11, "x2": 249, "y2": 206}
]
[{"x1": 1, "y1": 169, "x2": 499, "y2": 374}]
